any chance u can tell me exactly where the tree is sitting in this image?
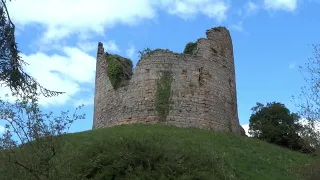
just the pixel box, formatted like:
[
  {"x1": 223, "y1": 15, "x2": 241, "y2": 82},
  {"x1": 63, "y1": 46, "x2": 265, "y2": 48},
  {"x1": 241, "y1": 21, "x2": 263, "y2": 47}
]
[
  {"x1": 293, "y1": 44, "x2": 320, "y2": 150},
  {"x1": 0, "y1": 0, "x2": 63, "y2": 97},
  {"x1": 248, "y1": 102, "x2": 313, "y2": 152},
  {"x1": 0, "y1": 1, "x2": 86, "y2": 179},
  {"x1": 0, "y1": 91, "x2": 86, "y2": 179}
]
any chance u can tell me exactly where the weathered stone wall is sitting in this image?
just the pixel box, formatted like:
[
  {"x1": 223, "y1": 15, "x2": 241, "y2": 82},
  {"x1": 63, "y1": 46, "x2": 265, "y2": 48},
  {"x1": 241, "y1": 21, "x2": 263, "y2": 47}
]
[{"x1": 93, "y1": 26, "x2": 244, "y2": 135}]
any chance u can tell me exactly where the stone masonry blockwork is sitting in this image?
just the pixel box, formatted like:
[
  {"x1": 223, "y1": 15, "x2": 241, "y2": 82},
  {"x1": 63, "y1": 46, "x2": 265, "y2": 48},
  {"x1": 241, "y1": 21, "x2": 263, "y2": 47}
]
[{"x1": 93, "y1": 26, "x2": 246, "y2": 136}]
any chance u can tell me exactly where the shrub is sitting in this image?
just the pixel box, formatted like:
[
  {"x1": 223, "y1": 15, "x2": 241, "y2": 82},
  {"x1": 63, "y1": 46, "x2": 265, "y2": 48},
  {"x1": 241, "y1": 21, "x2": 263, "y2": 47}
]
[
  {"x1": 183, "y1": 42, "x2": 197, "y2": 55},
  {"x1": 72, "y1": 134, "x2": 233, "y2": 180},
  {"x1": 138, "y1": 47, "x2": 153, "y2": 58},
  {"x1": 248, "y1": 102, "x2": 312, "y2": 152}
]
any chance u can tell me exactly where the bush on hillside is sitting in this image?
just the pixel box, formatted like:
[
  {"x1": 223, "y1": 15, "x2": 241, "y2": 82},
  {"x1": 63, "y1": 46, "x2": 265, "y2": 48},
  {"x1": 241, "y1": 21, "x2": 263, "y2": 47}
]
[
  {"x1": 0, "y1": 91, "x2": 86, "y2": 179},
  {"x1": 72, "y1": 137, "x2": 233, "y2": 180},
  {"x1": 249, "y1": 101, "x2": 315, "y2": 153}
]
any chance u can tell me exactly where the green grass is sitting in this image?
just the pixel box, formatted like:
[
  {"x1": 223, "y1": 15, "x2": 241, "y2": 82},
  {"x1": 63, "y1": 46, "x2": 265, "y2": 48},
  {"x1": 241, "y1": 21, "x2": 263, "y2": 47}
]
[{"x1": 0, "y1": 124, "x2": 316, "y2": 180}]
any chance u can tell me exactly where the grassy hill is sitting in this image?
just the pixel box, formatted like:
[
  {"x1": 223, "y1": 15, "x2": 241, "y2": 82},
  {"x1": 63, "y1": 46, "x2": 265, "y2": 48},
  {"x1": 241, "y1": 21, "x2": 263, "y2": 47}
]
[{"x1": 0, "y1": 124, "x2": 317, "y2": 180}]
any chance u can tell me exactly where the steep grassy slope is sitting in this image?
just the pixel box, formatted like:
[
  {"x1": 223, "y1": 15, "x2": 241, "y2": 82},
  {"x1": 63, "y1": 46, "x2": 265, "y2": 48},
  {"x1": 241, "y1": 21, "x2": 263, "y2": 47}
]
[{"x1": 0, "y1": 124, "x2": 315, "y2": 180}]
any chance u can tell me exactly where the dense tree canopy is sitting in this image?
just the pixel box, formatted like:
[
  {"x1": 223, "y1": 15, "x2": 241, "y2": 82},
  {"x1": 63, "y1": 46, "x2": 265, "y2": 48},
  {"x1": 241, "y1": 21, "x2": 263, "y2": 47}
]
[{"x1": 248, "y1": 102, "x2": 312, "y2": 152}]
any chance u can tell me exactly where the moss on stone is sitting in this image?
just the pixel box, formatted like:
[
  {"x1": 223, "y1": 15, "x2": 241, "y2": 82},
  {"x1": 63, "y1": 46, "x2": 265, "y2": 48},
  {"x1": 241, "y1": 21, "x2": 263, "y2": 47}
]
[
  {"x1": 107, "y1": 55, "x2": 124, "y2": 89},
  {"x1": 183, "y1": 42, "x2": 197, "y2": 55},
  {"x1": 212, "y1": 26, "x2": 225, "y2": 32},
  {"x1": 155, "y1": 71, "x2": 173, "y2": 121},
  {"x1": 123, "y1": 58, "x2": 133, "y2": 67}
]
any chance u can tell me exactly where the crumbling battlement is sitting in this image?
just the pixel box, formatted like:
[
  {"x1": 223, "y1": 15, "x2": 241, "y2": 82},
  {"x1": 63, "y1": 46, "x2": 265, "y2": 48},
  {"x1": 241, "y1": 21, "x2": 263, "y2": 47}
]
[{"x1": 93, "y1": 26, "x2": 245, "y2": 136}]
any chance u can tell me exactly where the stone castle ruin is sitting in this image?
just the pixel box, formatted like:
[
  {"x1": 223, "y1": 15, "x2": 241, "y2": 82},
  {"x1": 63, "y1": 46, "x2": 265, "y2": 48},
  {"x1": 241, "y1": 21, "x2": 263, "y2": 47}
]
[{"x1": 93, "y1": 26, "x2": 245, "y2": 136}]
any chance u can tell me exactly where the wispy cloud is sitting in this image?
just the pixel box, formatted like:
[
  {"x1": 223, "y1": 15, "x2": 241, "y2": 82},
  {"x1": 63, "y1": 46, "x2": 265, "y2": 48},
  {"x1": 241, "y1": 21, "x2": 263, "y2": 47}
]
[
  {"x1": 7, "y1": 0, "x2": 230, "y2": 43},
  {"x1": 77, "y1": 41, "x2": 120, "y2": 53},
  {"x1": 126, "y1": 45, "x2": 136, "y2": 59},
  {"x1": 264, "y1": 0, "x2": 298, "y2": 12},
  {"x1": 246, "y1": 1, "x2": 259, "y2": 14},
  {"x1": 230, "y1": 21, "x2": 244, "y2": 32},
  {"x1": 73, "y1": 95, "x2": 94, "y2": 107},
  {"x1": 237, "y1": 1, "x2": 259, "y2": 18},
  {"x1": 0, "y1": 47, "x2": 96, "y2": 107},
  {"x1": 0, "y1": 125, "x2": 4, "y2": 134},
  {"x1": 289, "y1": 62, "x2": 296, "y2": 69},
  {"x1": 163, "y1": 0, "x2": 230, "y2": 22}
]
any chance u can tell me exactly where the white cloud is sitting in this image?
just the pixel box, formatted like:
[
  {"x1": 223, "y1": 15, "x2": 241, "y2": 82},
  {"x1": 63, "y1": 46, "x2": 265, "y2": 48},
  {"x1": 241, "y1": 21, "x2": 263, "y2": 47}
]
[
  {"x1": 73, "y1": 95, "x2": 94, "y2": 107},
  {"x1": 230, "y1": 21, "x2": 244, "y2": 32},
  {"x1": 76, "y1": 42, "x2": 97, "y2": 53},
  {"x1": 7, "y1": 0, "x2": 229, "y2": 42},
  {"x1": 241, "y1": 124, "x2": 251, "y2": 137},
  {"x1": 162, "y1": 0, "x2": 229, "y2": 22},
  {"x1": 241, "y1": 119, "x2": 320, "y2": 138},
  {"x1": 298, "y1": 118, "x2": 320, "y2": 132},
  {"x1": 246, "y1": 1, "x2": 259, "y2": 14},
  {"x1": 236, "y1": 1, "x2": 259, "y2": 20},
  {"x1": 0, "y1": 125, "x2": 4, "y2": 134},
  {"x1": 77, "y1": 41, "x2": 120, "y2": 53},
  {"x1": 0, "y1": 47, "x2": 96, "y2": 107},
  {"x1": 104, "y1": 41, "x2": 121, "y2": 53},
  {"x1": 7, "y1": 0, "x2": 157, "y2": 42},
  {"x1": 126, "y1": 45, "x2": 136, "y2": 59},
  {"x1": 264, "y1": 0, "x2": 298, "y2": 12}
]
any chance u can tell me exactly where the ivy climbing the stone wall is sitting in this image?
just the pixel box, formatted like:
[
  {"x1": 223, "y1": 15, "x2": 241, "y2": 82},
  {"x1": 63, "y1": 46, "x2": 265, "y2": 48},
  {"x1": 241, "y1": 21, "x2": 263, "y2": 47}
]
[
  {"x1": 155, "y1": 71, "x2": 173, "y2": 121},
  {"x1": 107, "y1": 55, "x2": 124, "y2": 89}
]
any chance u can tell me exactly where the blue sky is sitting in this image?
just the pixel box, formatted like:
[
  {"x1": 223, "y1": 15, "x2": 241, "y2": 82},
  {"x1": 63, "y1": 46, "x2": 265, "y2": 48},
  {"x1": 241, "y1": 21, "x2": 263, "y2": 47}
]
[{"x1": 1, "y1": 0, "x2": 320, "y2": 135}]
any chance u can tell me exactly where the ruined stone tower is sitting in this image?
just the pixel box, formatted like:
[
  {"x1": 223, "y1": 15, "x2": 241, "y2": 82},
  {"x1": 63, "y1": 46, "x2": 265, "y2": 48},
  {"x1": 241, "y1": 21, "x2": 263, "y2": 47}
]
[{"x1": 93, "y1": 26, "x2": 245, "y2": 136}]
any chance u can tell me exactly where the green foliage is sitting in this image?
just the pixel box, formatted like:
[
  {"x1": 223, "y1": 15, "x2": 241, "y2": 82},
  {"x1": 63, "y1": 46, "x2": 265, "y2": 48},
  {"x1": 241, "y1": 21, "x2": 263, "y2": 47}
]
[
  {"x1": 212, "y1": 26, "x2": 225, "y2": 32},
  {"x1": 124, "y1": 58, "x2": 133, "y2": 67},
  {"x1": 138, "y1": 47, "x2": 176, "y2": 59},
  {"x1": 107, "y1": 55, "x2": 124, "y2": 89},
  {"x1": 183, "y1": 42, "x2": 197, "y2": 55},
  {"x1": 155, "y1": 72, "x2": 172, "y2": 121},
  {"x1": 307, "y1": 149, "x2": 320, "y2": 180},
  {"x1": 73, "y1": 136, "x2": 230, "y2": 179},
  {"x1": 0, "y1": 90, "x2": 85, "y2": 180},
  {"x1": 0, "y1": 0, "x2": 63, "y2": 97},
  {"x1": 0, "y1": 124, "x2": 313, "y2": 179},
  {"x1": 294, "y1": 44, "x2": 320, "y2": 153},
  {"x1": 138, "y1": 47, "x2": 153, "y2": 58},
  {"x1": 249, "y1": 102, "x2": 314, "y2": 153}
]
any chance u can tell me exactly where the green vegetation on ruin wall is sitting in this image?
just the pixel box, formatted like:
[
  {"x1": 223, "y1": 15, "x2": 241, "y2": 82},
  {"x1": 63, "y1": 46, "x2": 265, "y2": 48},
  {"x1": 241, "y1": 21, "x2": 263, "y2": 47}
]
[
  {"x1": 183, "y1": 42, "x2": 198, "y2": 55},
  {"x1": 107, "y1": 55, "x2": 123, "y2": 89},
  {"x1": 155, "y1": 71, "x2": 172, "y2": 121},
  {"x1": 124, "y1": 58, "x2": 133, "y2": 67}
]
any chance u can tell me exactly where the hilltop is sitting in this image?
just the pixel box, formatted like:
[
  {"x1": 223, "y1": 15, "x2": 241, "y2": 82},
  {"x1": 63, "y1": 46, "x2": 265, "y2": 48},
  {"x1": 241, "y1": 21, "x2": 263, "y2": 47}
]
[{"x1": 0, "y1": 124, "x2": 315, "y2": 180}]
